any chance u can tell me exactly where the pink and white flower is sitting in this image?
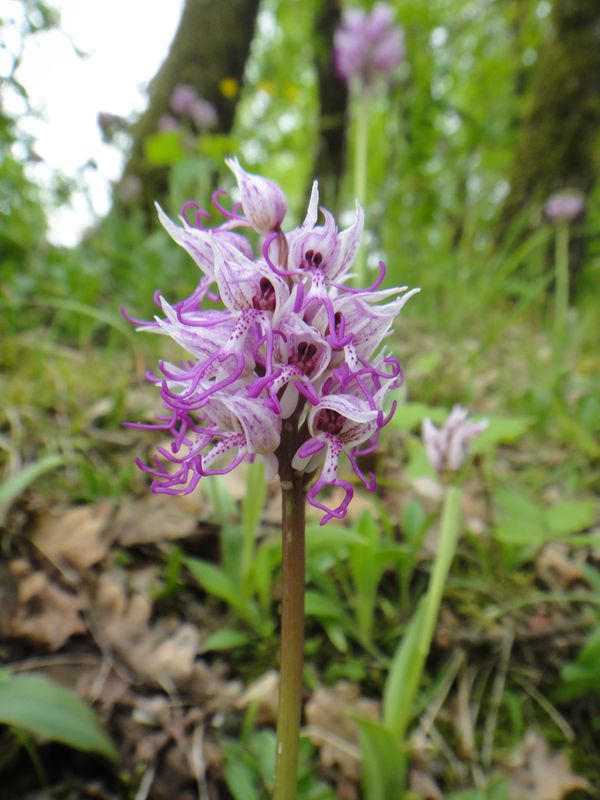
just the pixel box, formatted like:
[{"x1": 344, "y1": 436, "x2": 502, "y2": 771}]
[{"x1": 125, "y1": 159, "x2": 418, "y2": 523}]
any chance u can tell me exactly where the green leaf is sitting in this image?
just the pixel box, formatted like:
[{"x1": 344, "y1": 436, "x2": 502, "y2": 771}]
[
  {"x1": 197, "y1": 133, "x2": 238, "y2": 160},
  {"x1": 388, "y1": 402, "x2": 446, "y2": 431},
  {"x1": 402, "y1": 498, "x2": 426, "y2": 541},
  {"x1": 0, "y1": 670, "x2": 117, "y2": 760},
  {"x1": 144, "y1": 131, "x2": 184, "y2": 165},
  {"x1": 383, "y1": 601, "x2": 426, "y2": 737},
  {"x1": 223, "y1": 753, "x2": 261, "y2": 800},
  {"x1": 545, "y1": 500, "x2": 598, "y2": 537},
  {"x1": 185, "y1": 557, "x2": 238, "y2": 607},
  {"x1": 305, "y1": 591, "x2": 345, "y2": 621},
  {"x1": 355, "y1": 717, "x2": 406, "y2": 800},
  {"x1": 471, "y1": 415, "x2": 531, "y2": 453},
  {"x1": 494, "y1": 489, "x2": 546, "y2": 547},
  {"x1": 0, "y1": 454, "x2": 63, "y2": 507},
  {"x1": 202, "y1": 629, "x2": 252, "y2": 652},
  {"x1": 306, "y1": 523, "x2": 363, "y2": 553}
]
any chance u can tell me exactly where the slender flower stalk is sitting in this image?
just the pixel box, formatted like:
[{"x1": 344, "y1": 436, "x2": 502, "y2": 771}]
[
  {"x1": 274, "y1": 421, "x2": 306, "y2": 800},
  {"x1": 334, "y1": 4, "x2": 405, "y2": 286},
  {"x1": 124, "y1": 159, "x2": 418, "y2": 797},
  {"x1": 553, "y1": 221, "x2": 570, "y2": 337},
  {"x1": 544, "y1": 189, "x2": 584, "y2": 337},
  {"x1": 353, "y1": 90, "x2": 370, "y2": 286},
  {"x1": 384, "y1": 408, "x2": 486, "y2": 744}
]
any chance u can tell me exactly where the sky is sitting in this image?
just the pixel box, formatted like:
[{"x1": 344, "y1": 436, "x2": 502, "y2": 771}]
[{"x1": 3, "y1": 0, "x2": 184, "y2": 245}]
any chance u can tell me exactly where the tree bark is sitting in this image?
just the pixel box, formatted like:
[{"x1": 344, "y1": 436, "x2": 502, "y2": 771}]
[
  {"x1": 501, "y1": 0, "x2": 600, "y2": 231},
  {"x1": 120, "y1": 0, "x2": 261, "y2": 211},
  {"x1": 309, "y1": 0, "x2": 348, "y2": 213}
]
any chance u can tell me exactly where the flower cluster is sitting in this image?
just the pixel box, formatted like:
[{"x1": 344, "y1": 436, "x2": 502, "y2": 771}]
[
  {"x1": 125, "y1": 159, "x2": 418, "y2": 524},
  {"x1": 422, "y1": 406, "x2": 487, "y2": 475},
  {"x1": 334, "y1": 3, "x2": 405, "y2": 91}
]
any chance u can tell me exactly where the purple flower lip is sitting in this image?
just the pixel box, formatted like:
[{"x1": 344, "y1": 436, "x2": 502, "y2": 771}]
[{"x1": 127, "y1": 159, "x2": 418, "y2": 523}]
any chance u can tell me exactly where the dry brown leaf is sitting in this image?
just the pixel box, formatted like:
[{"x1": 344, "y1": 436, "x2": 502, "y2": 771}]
[
  {"x1": 409, "y1": 767, "x2": 444, "y2": 800},
  {"x1": 505, "y1": 731, "x2": 591, "y2": 800},
  {"x1": 236, "y1": 670, "x2": 279, "y2": 724},
  {"x1": 30, "y1": 502, "x2": 114, "y2": 571},
  {"x1": 536, "y1": 543, "x2": 587, "y2": 589},
  {"x1": 305, "y1": 682, "x2": 380, "y2": 780},
  {"x1": 113, "y1": 495, "x2": 199, "y2": 546},
  {"x1": 93, "y1": 572, "x2": 200, "y2": 688},
  {"x1": 9, "y1": 558, "x2": 86, "y2": 649}
]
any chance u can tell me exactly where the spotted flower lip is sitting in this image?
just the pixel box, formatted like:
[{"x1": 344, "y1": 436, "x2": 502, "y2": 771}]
[
  {"x1": 285, "y1": 184, "x2": 364, "y2": 285},
  {"x1": 422, "y1": 406, "x2": 488, "y2": 475},
  {"x1": 126, "y1": 159, "x2": 418, "y2": 523}
]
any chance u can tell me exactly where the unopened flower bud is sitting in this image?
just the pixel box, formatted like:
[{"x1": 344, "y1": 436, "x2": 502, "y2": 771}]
[{"x1": 226, "y1": 157, "x2": 287, "y2": 234}]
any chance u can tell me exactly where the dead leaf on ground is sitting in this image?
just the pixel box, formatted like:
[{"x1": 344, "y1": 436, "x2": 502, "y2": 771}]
[
  {"x1": 536, "y1": 543, "x2": 587, "y2": 589},
  {"x1": 504, "y1": 731, "x2": 591, "y2": 800},
  {"x1": 93, "y1": 572, "x2": 200, "y2": 688},
  {"x1": 409, "y1": 767, "x2": 444, "y2": 800},
  {"x1": 112, "y1": 495, "x2": 199, "y2": 546},
  {"x1": 305, "y1": 681, "x2": 380, "y2": 780},
  {"x1": 236, "y1": 670, "x2": 279, "y2": 724},
  {"x1": 8, "y1": 558, "x2": 86, "y2": 649},
  {"x1": 30, "y1": 502, "x2": 114, "y2": 571}
]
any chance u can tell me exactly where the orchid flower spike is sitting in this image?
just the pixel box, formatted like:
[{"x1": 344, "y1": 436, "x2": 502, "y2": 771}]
[
  {"x1": 125, "y1": 159, "x2": 418, "y2": 523},
  {"x1": 422, "y1": 406, "x2": 488, "y2": 475}
]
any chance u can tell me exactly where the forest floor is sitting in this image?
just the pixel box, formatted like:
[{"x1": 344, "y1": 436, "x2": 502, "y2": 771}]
[{"x1": 1, "y1": 306, "x2": 599, "y2": 800}]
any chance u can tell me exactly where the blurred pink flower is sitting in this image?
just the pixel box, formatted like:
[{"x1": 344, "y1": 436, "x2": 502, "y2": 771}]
[
  {"x1": 422, "y1": 406, "x2": 487, "y2": 475},
  {"x1": 544, "y1": 190, "x2": 585, "y2": 224},
  {"x1": 158, "y1": 115, "x2": 180, "y2": 132},
  {"x1": 189, "y1": 97, "x2": 218, "y2": 130},
  {"x1": 170, "y1": 84, "x2": 198, "y2": 115},
  {"x1": 334, "y1": 3, "x2": 405, "y2": 90}
]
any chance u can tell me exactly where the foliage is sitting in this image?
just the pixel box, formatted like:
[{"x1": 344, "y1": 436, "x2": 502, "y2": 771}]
[{"x1": 0, "y1": 670, "x2": 117, "y2": 761}]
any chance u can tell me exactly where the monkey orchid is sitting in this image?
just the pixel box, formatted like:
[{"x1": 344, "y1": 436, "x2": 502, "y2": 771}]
[{"x1": 124, "y1": 158, "x2": 418, "y2": 800}]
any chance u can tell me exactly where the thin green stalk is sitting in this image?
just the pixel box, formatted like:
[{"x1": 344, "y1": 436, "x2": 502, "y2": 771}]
[
  {"x1": 418, "y1": 485, "x2": 462, "y2": 654},
  {"x1": 273, "y1": 454, "x2": 306, "y2": 800},
  {"x1": 353, "y1": 87, "x2": 370, "y2": 287},
  {"x1": 554, "y1": 221, "x2": 570, "y2": 336},
  {"x1": 383, "y1": 485, "x2": 462, "y2": 742}
]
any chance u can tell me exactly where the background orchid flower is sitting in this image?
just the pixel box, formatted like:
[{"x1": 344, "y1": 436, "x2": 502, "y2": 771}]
[{"x1": 423, "y1": 405, "x2": 488, "y2": 474}]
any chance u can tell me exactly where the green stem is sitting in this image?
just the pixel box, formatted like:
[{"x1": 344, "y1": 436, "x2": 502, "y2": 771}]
[
  {"x1": 418, "y1": 485, "x2": 462, "y2": 654},
  {"x1": 353, "y1": 87, "x2": 370, "y2": 287},
  {"x1": 383, "y1": 485, "x2": 462, "y2": 742},
  {"x1": 554, "y1": 222, "x2": 570, "y2": 336},
  {"x1": 273, "y1": 467, "x2": 306, "y2": 800}
]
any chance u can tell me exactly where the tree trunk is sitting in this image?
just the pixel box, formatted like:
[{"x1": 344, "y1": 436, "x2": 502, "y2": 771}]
[
  {"x1": 501, "y1": 0, "x2": 600, "y2": 232},
  {"x1": 120, "y1": 0, "x2": 261, "y2": 211},
  {"x1": 309, "y1": 0, "x2": 348, "y2": 213}
]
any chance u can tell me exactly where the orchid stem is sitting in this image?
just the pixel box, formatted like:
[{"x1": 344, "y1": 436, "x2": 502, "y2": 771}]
[
  {"x1": 554, "y1": 221, "x2": 570, "y2": 337},
  {"x1": 273, "y1": 458, "x2": 306, "y2": 800},
  {"x1": 353, "y1": 87, "x2": 370, "y2": 287}
]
